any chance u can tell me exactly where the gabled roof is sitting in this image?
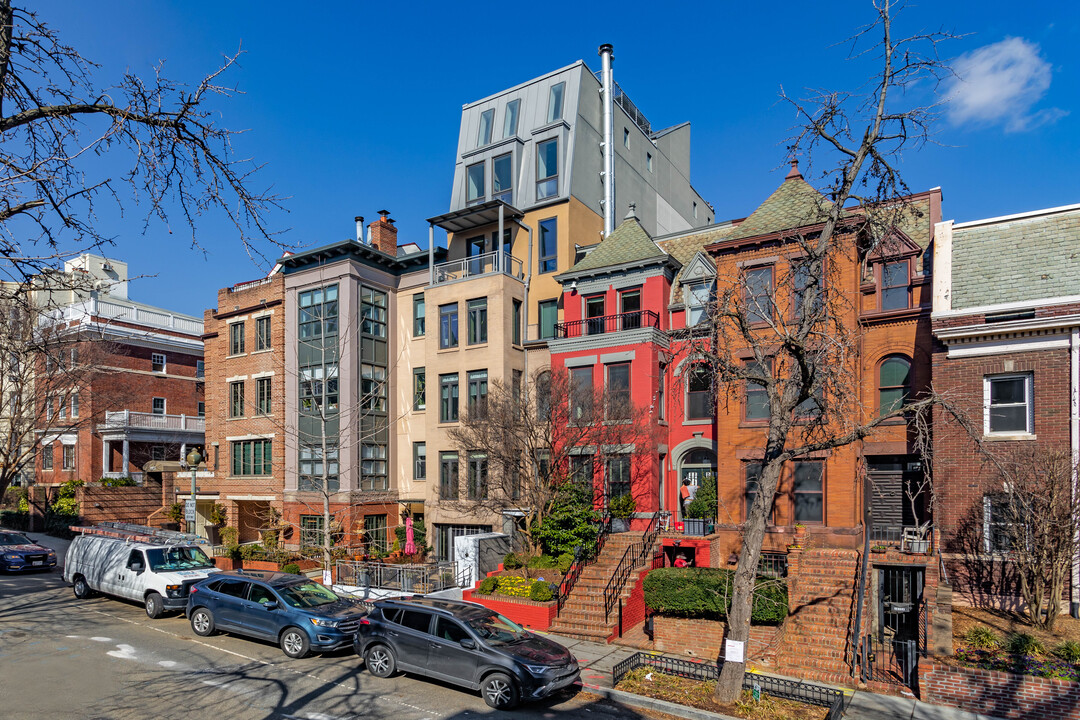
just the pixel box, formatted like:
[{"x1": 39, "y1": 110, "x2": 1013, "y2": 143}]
[
  {"x1": 564, "y1": 210, "x2": 666, "y2": 275},
  {"x1": 727, "y1": 163, "x2": 834, "y2": 241}
]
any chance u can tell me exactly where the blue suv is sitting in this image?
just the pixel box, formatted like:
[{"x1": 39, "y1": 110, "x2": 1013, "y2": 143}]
[{"x1": 186, "y1": 570, "x2": 368, "y2": 658}]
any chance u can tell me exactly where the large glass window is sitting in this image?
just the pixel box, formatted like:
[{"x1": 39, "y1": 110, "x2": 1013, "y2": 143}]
[
  {"x1": 440, "y1": 373, "x2": 459, "y2": 423},
  {"x1": 299, "y1": 445, "x2": 339, "y2": 492},
  {"x1": 360, "y1": 363, "x2": 387, "y2": 411},
  {"x1": 686, "y1": 282, "x2": 710, "y2": 326},
  {"x1": 232, "y1": 439, "x2": 272, "y2": 477},
  {"x1": 792, "y1": 259, "x2": 823, "y2": 322},
  {"x1": 620, "y1": 289, "x2": 641, "y2": 329},
  {"x1": 62, "y1": 444, "x2": 74, "y2": 470},
  {"x1": 686, "y1": 365, "x2": 712, "y2": 420},
  {"x1": 536, "y1": 139, "x2": 559, "y2": 200},
  {"x1": 745, "y1": 361, "x2": 770, "y2": 421},
  {"x1": 881, "y1": 260, "x2": 910, "y2": 311},
  {"x1": 477, "y1": 108, "x2": 494, "y2": 147},
  {"x1": 440, "y1": 452, "x2": 459, "y2": 500},
  {"x1": 41, "y1": 444, "x2": 52, "y2": 470},
  {"x1": 299, "y1": 285, "x2": 339, "y2": 339},
  {"x1": 467, "y1": 454, "x2": 488, "y2": 500},
  {"x1": 300, "y1": 515, "x2": 325, "y2": 547},
  {"x1": 466, "y1": 161, "x2": 485, "y2": 205},
  {"x1": 299, "y1": 363, "x2": 339, "y2": 412},
  {"x1": 360, "y1": 287, "x2": 387, "y2": 338},
  {"x1": 467, "y1": 370, "x2": 488, "y2": 418},
  {"x1": 413, "y1": 294, "x2": 425, "y2": 336},
  {"x1": 360, "y1": 443, "x2": 387, "y2": 491},
  {"x1": 547, "y1": 82, "x2": 564, "y2": 123},
  {"x1": 878, "y1": 356, "x2": 911, "y2": 417},
  {"x1": 793, "y1": 461, "x2": 824, "y2": 523},
  {"x1": 744, "y1": 267, "x2": 774, "y2": 324},
  {"x1": 744, "y1": 461, "x2": 773, "y2": 522},
  {"x1": 467, "y1": 298, "x2": 487, "y2": 344},
  {"x1": 255, "y1": 316, "x2": 271, "y2": 351},
  {"x1": 502, "y1": 99, "x2": 520, "y2": 138},
  {"x1": 414, "y1": 442, "x2": 426, "y2": 480},
  {"x1": 536, "y1": 371, "x2": 551, "y2": 420},
  {"x1": 570, "y1": 366, "x2": 593, "y2": 423},
  {"x1": 229, "y1": 322, "x2": 245, "y2": 355},
  {"x1": 539, "y1": 217, "x2": 558, "y2": 273},
  {"x1": 606, "y1": 363, "x2": 630, "y2": 420},
  {"x1": 413, "y1": 368, "x2": 426, "y2": 410},
  {"x1": 364, "y1": 515, "x2": 388, "y2": 554},
  {"x1": 607, "y1": 456, "x2": 631, "y2": 500},
  {"x1": 538, "y1": 299, "x2": 558, "y2": 339},
  {"x1": 585, "y1": 295, "x2": 606, "y2": 335},
  {"x1": 986, "y1": 374, "x2": 1033, "y2": 434},
  {"x1": 492, "y1": 153, "x2": 512, "y2": 204},
  {"x1": 439, "y1": 303, "x2": 459, "y2": 349}
]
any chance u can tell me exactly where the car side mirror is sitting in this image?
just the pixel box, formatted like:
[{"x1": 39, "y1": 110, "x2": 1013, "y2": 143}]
[
  {"x1": 262, "y1": 601, "x2": 279, "y2": 610},
  {"x1": 459, "y1": 638, "x2": 476, "y2": 650},
  {"x1": 130, "y1": 562, "x2": 144, "y2": 573}
]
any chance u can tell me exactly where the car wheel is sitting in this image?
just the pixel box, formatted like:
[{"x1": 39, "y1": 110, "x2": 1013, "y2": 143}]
[
  {"x1": 364, "y1": 644, "x2": 396, "y2": 678},
  {"x1": 280, "y1": 627, "x2": 310, "y2": 659},
  {"x1": 481, "y1": 672, "x2": 519, "y2": 710},
  {"x1": 190, "y1": 608, "x2": 216, "y2": 636},
  {"x1": 72, "y1": 575, "x2": 92, "y2": 599},
  {"x1": 144, "y1": 592, "x2": 164, "y2": 619}
]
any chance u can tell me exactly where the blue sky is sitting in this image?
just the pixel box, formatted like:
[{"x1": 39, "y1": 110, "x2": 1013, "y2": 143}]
[{"x1": 44, "y1": 1, "x2": 1079, "y2": 316}]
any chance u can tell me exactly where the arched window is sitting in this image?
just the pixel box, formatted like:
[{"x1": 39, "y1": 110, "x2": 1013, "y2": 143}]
[
  {"x1": 878, "y1": 355, "x2": 911, "y2": 416},
  {"x1": 681, "y1": 448, "x2": 716, "y2": 486}
]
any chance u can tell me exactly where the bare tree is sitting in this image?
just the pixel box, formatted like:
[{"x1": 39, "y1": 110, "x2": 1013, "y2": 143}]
[
  {"x1": 447, "y1": 368, "x2": 660, "y2": 554},
  {"x1": 0, "y1": 0, "x2": 282, "y2": 290},
  {"x1": 693, "y1": 2, "x2": 956, "y2": 700},
  {"x1": 979, "y1": 444, "x2": 1079, "y2": 631}
]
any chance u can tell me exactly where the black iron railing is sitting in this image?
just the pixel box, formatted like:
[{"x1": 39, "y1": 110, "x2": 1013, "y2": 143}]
[
  {"x1": 555, "y1": 310, "x2": 660, "y2": 339},
  {"x1": 612, "y1": 652, "x2": 845, "y2": 719},
  {"x1": 603, "y1": 511, "x2": 662, "y2": 621},
  {"x1": 557, "y1": 511, "x2": 611, "y2": 615}
]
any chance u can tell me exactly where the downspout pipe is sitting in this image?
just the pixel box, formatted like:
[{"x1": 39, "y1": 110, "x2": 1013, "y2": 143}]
[
  {"x1": 599, "y1": 44, "x2": 615, "y2": 237},
  {"x1": 1072, "y1": 326, "x2": 1080, "y2": 618},
  {"x1": 513, "y1": 218, "x2": 534, "y2": 385},
  {"x1": 428, "y1": 223, "x2": 435, "y2": 286}
]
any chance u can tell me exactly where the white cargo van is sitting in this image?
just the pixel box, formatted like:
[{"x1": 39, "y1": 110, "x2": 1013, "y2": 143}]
[{"x1": 64, "y1": 525, "x2": 221, "y2": 618}]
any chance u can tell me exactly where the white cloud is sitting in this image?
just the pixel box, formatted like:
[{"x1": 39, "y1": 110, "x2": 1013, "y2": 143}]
[{"x1": 944, "y1": 37, "x2": 1067, "y2": 132}]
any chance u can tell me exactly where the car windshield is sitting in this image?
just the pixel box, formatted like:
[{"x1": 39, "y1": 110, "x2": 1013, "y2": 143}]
[
  {"x1": 277, "y1": 581, "x2": 340, "y2": 609},
  {"x1": 0, "y1": 532, "x2": 31, "y2": 545},
  {"x1": 466, "y1": 612, "x2": 529, "y2": 646},
  {"x1": 145, "y1": 546, "x2": 214, "y2": 571}
]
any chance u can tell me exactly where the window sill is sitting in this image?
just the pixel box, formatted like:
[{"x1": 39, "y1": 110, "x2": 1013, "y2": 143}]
[
  {"x1": 739, "y1": 419, "x2": 769, "y2": 428},
  {"x1": 226, "y1": 353, "x2": 247, "y2": 359},
  {"x1": 437, "y1": 421, "x2": 460, "y2": 427},
  {"x1": 466, "y1": 342, "x2": 489, "y2": 350},
  {"x1": 226, "y1": 416, "x2": 248, "y2": 421},
  {"x1": 413, "y1": 407, "x2": 426, "y2": 413},
  {"x1": 438, "y1": 346, "x2": 460, "y2": 353},
  {"x1": 983, "y1": 432, "x2": 1037, "y2": 442},
  {"x1": 683, "y1": 419, "x2": 712, "y2": 426},
  {"x1": 250, "y1": 348, "x2": 274, "y2": 355}
]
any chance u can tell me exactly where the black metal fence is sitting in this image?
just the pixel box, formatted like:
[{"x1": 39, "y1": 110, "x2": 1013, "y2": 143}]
[{"x1": 612, "y1": 652, "x2": 845, "y2": 719}]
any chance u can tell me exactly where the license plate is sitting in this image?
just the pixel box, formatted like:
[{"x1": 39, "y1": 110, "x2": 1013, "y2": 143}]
[{"x1": 32, "y1": 561, "x2": 42, "y2": 566}]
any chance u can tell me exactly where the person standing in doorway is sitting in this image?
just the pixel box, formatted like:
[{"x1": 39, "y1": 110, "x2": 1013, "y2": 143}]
[{"x1": 680, "y1": 479, "x2": 692, "y2": 519}]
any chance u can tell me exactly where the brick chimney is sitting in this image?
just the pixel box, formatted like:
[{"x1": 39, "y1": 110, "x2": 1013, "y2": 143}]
[{"x1": 368, "y1": 209, "x2": 398, "y2": 255}]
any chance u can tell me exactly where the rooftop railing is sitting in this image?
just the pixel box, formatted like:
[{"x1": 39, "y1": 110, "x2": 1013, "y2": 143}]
[
  {"x1": 102, "y1": 410, "x2": 205, "y2": 433},
  {"x1": 46, "y1": 297, "x2": 203, "y2": 335},
  {"x1": 432, "y1": 250, "x2": 523, "y2": 285},
  {"x1": 555, "y1": 309, "x2": 660, "y2": 339}
]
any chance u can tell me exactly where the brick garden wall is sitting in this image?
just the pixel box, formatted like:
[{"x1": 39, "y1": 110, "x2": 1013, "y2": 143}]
[
  {"x1": 920, "y1": 662, "x2": 1080, "y2": 720},
  {"x1": 76, "y1": 484, "x2": 167, "y2": 525},
  {"x1": 462, "y1": 588, "x2": 557, "y2": 630},
  {"x1": 652, "y1": 616, "x2": 784, "y2": 664}
]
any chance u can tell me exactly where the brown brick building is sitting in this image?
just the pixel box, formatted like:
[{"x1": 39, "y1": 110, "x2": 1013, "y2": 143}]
[{"x1": 931, "y1": 202, "x2": 1080, "y2": 614}]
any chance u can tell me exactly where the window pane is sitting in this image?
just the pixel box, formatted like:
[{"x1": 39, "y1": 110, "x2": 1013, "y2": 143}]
[
  {"x1": 794, "y1": 463, "x2": 823, "y2": 492},
  {"x1": 879, "y1": 388, "x2": 905, "y2": 415},
  {"x1": 477, "y1": 108, "x2": 493, "y2": 147},
  {"x1": 745, "y1": 268, "x2": 773, "y2": 324},
  {"x1": 539, "y1": 218, "x2": 558, "y2": 273},
  {"x1": 466, "y1": 162, "x2": 485, "y2": 203},
  {"x1": 547, "y1": 83, "x2": 564, "y2": 123},
  {"x1": 539, "y1": 300, "x2": 558, "y2": 339},
  {"x1": 880, "y1": 357, "x2": 910, "y2": 387},
  {"x1": 492, "y1": 154, "x2": 512, "y2": 204},
  {"x1": 503, "y1": 99, "x2": 520, "y2": 138},
  {"x1": 990, "y1": 406, "x2": 1028, "y2": 432},
  {"x1": 537, "y1": 139, "x2": 558, "y2": 200},
  {"x1": 990, "y1": 378, "x2": 1025, "y2": 405}
]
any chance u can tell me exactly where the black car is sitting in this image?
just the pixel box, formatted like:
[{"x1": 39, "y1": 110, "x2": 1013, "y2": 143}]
[
  {"x1": 0, "y1": 531, "x2": 57, "y2": 572},
  {"x1": 186, "y1": 570, "x2": 368, "y2": 658},
  {"x1": 354, "y1": 596, "x2": 579, "y2": 709}
]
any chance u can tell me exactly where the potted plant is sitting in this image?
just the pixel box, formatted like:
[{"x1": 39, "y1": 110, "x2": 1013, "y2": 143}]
[
  {"x1": 162, "y1": 501, "x2": 184, "y2": 531},
  {"x1": 609, "y1": 493, "x2": 636, "y2": 533},
  {"x1": 205, "y1": 503, "x2": 228, "y2": 544},
  {"x1": 870, "y1": 545, "x2": 888, "y2": 554}
]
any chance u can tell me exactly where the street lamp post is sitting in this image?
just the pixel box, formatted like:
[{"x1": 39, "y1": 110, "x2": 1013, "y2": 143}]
[{"x1": 185, "y1": 447, "x2": 202, "y2": 535}]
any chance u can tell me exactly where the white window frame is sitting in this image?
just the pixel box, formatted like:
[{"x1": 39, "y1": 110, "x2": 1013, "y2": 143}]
[
  {"x1": 685, "y1": 281, "x2": 711, "y2": 326},
  {"x1": 152, "y1": 353, "x2": 166, "y2": 373},
  {"x1": 983, "y1": 373, "x2": 1034, "y2": 436},
  {"x1": 152, "y1": 397, "x2": 166, "y2": 415}
]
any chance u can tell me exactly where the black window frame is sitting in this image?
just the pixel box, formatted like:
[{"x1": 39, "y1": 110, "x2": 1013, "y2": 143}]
[
  {"x1": 255, "y1": 316, "x2": 272, "y2": 351},
  {"x1": 467, "y1": 298, "x2": 488, "y2": 345},
  {"x1": 439, "y1": 373, "x2": 459, "y2": 424},
  {"x1": 439, "y1": 303, "x2": 459, "y2": 349},
  {"x1": 413, "y1": 294, "x2": 425, "y2": 337}
]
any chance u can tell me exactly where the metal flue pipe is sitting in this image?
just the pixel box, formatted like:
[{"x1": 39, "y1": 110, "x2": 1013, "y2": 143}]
[{"x1": 599, "y1": 43, "x2": 615, "y2": 237}]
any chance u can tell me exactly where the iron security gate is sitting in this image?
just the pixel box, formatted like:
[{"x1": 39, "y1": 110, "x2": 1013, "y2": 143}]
[{"x1": 861, "y1": 566, "x2": 925, "y2": 687}]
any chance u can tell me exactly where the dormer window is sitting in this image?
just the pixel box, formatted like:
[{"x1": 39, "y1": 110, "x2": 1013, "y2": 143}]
[
  {"x1": 477, "y1": 108, "x2": 494, "y2": 147},
  {"x1": 881, "y1": 260, "x2": 910, "y2": 310},
  {"x1": 686, "y1": 281, "x2": 711, "y2": 325}
]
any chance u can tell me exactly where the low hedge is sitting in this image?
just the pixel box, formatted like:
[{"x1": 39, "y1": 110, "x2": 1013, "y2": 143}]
[
  {"x1": 643, "y1": 567, "x2": 788, "y2": 625},
  {"x1": 0, "y1": 510, "x2": 29, "y2": 531}
]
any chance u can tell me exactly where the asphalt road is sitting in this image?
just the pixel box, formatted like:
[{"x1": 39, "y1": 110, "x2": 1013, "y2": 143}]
[{"x1": 0, "y1": 566, "x2": 661, "y2": 720}]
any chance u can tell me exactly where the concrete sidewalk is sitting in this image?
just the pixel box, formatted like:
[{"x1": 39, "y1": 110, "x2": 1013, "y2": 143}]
[{"x1": 541, "y1": 630, "x2": 1004, "y2": 720}]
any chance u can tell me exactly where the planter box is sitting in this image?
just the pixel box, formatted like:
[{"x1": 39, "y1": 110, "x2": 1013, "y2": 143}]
[
  {"x1": 240, "y1": 560, "x2": 281, "y2": 572},
  {"x1": 463, "y1": 588, "x2": 557, "y2": 630},
  {"x1": 683, "y1": 519, "x2": 707, "y2": 536},
  {"x1": 213, "y1": 556, "x2": 241, "y2": 570}
]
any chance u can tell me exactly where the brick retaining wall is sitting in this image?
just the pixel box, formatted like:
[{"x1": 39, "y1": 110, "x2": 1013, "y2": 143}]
[
  {"x1": 652, "y1": 616, "x2": 784, "y2": 663},
  {"x1": 462, "y1": 589, "x2": 557, "y2": 630},
  {"x1": 920, "y1": 662, "x2": 1080, "y2": 720}
]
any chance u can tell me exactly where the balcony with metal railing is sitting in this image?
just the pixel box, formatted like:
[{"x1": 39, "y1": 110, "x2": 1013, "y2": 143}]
[
  {"x1": 431, "y1": 250, "x2": 523, "y2": 286},
  {"x1": 555, "y1": 310, "x2": 660, "y2": 339}
]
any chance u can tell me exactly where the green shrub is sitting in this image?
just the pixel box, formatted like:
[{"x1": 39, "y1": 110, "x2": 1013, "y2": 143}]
[
  {"x1": 963, "y1": 626, "x2": 1000, "y2": 649},
  {"x1": 529, "y1": 580, "x2": 554, "y2": 602},
  {"x1": 239, "y1": 543, "x2": 266, "y2": 561},
  {"x1": 1054, "y1": 640, "x2": 1080, "y2": 662},
  {"x1": 165, "y1": 502, "x2": 185, "y2": 523},
  {"x1": 57, "y1": 479, "x2": 84, "y2": 499},
  {"x1": 1005, "y1": 633, "x2": 1045, "y2": 656},
  {"x1": 608, "y1": 493, "x2": 636, "y2": 520},
  {"x1": 643, "y1": 567, "x2": 788, "y2": 624},
  {"x1": 557, "y1": 552, "x2": 575, "y2": 574},
  {"x1": 98, "y1": 476, "x2": 137, "y2": 487},
  {"x1": 528, "y1": 554, "x2": 557, "y2": 569},
  {"x1": 494, "y1": 576, "x2": 534, "y2": 597},
  {"x1": 17, "y1": 495, "x2": 29, "y2": 513},
  {"x1": 280, "y1": 563, "x2": 301, "y2": 575},
  {"x1": 477, "y1": 576, "x2": 499, "y2": 595},
  {"x1": 50, "y1": 497, "x2": 79, "y2": 516},
  {"x1": 533, "y1": 481, "x2": 601, "y2": 557},
  {"x1": 685, "y1": 473, "x2": 717, "y2": 521},
  {"x1": 502, "y1": 552, "x2": 524, "y2": 570},
  {"x1": 0, "y1": 509, "x2": 29, "y2": 531}
]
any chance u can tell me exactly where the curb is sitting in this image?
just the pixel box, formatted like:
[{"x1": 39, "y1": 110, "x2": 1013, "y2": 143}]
[{"x1": 579, "y1": 682, "x2": 742, "y2": 720}]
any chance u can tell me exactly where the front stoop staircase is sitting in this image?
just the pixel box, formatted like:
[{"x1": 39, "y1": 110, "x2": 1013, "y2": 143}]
[{"x1": 550, "y1": 532, "x2": 661, "y2": 642}]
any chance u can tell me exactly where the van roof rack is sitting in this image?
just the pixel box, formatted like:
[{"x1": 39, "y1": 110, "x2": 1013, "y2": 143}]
[{"x1": 69, "y1": 522, "x2": 209, "y2": 546}]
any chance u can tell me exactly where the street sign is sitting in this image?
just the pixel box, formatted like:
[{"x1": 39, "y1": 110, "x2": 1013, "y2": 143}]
[{"x1": 184, "y1": 499, "x2": 197, "y2": 523}]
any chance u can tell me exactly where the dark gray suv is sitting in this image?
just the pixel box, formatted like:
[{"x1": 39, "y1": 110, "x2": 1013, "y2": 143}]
[{"x1": 354, "y1": 597, "x2": 579, "y2": 709}]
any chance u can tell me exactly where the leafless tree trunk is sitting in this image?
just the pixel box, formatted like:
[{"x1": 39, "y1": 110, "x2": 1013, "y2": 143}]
[{"x1": 701, "y1": 2, "x2": 956, "y2": 700}]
